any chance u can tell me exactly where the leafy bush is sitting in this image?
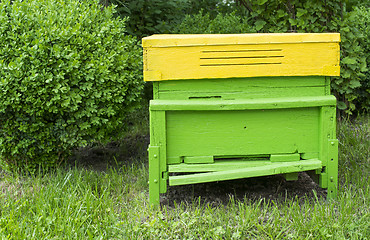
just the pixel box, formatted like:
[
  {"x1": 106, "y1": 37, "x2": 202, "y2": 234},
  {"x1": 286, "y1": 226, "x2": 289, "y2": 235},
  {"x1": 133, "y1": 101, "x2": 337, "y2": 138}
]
[
  {"x1": 333, "y1": 6, "x2": 369, "y2": 113},
  {"x1": 0, "y1": 0, "x2": 143, "y2": 173}
]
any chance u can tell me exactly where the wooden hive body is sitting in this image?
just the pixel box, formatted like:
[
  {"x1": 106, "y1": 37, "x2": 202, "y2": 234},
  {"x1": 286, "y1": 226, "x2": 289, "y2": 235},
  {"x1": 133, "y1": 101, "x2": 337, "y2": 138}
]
[{"x1": 143, "y1": 33, "x2": 340, "y2": 205}]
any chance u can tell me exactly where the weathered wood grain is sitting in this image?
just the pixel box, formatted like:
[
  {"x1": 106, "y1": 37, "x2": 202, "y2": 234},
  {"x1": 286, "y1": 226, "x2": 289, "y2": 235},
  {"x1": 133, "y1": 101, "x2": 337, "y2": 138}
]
[
  {"x1": 157, "y1": 77, "x2": 328, "y2": 100},
  {"x1": 150, "y1": 96, "x2": 336, "y2": 111},
  {"x1": 143, "y1": 34, "x2": 340, "y2": 81},
  {"x1": 165, "y1": 108, "x2": 319, "y2": 164},
  {"x1": 169, "y1": 159, "x2": 322, "y2": 186}
]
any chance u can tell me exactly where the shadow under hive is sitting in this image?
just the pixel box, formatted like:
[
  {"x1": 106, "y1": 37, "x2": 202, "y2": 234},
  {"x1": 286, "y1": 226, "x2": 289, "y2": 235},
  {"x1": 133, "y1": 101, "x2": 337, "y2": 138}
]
[{"x1": 142, "y1": 33, "x2": 340, "y2": 205}]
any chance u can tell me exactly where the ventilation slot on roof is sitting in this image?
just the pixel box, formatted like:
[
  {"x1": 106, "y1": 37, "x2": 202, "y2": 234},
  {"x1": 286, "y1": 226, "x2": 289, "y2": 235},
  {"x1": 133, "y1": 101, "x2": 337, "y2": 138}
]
[{"x1": 200, "y1": 49, "x2": 284, "y2": 67}]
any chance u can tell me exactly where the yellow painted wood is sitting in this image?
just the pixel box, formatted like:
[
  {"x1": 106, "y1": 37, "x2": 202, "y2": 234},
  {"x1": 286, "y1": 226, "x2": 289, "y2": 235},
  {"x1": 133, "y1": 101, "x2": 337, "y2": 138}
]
[
  {"x1": 142, "y1": 33, "x2": 340, "y2": 47},
  {"x1": 143, "y1": 33, "x2": 340, "y2": 81}
]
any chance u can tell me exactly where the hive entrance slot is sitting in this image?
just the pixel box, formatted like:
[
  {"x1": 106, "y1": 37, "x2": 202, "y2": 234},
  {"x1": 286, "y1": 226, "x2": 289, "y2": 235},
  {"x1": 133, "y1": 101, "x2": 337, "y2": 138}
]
[
  {"x1": 189, "y1": 96, "x2": 222, "y2": 100},
  {"x1": 214, "y1": 155, "x2": 270, "y2": 161}
]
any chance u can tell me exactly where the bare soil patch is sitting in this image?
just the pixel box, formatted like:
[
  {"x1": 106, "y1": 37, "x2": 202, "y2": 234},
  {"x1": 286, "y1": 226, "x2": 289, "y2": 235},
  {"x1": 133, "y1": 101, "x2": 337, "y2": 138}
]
[{"x1": 68, "y1": 133, "x2": 149, "y2": 171}]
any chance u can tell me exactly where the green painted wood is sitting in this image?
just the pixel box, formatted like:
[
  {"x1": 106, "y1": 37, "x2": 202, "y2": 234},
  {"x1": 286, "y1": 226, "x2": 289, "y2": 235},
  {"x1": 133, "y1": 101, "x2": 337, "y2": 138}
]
[
  {"x1": 327, "y1": 139, "x2": 338, "y2": 199},
  {"x1": 159, "y1": 88, "x2": 325, "y2": 101},
  {"x1": 148, "y1": 146, "x2": 160, "y2": 205},
  {"x1": 157, "y1": 77, "x2": 328, "y2": 100},
  {"x1": 149, "y1": 110, "x2": 167, "y2": 196},
  {"x1": 324, "y1": 77, "x2": 331, "y2": 95},
  {"x1": 284, "y1": 172, "x2": 299, "y2": 181},
  {"x1": 318, "y1": 107, "x2": 328, "y2": 188},
  {"x1": 301, "y1": 152, "x2": 319, "y2": 159},
  {"x1": 270, "y1": 153, "x2": 300, "y2": 162},
  {"x1": 150, "y1": 96, "x2": 336, "y2": 111},
  {"x1": 184, "y1": 156, "x2": 214, "y2": 164},
  {"x1": 148, "y1": 60, "x2": 338, "y2": 205},
  {"x1": 169, "y1": 159, "x2": 322, "y2": 186},
  {"x1": 157, "y1": 111, "x2": 167, "y2": 194},
  {"x1": 322, "y1": 106, "x2": 338, "y2": 199},
  {"x1": 166, "y1": 108, "x2": 319, "y2": 164},
  {"x1": 153, "y1": 82, "x2": 159, "y2": 99},
  {"x1": 158, "y1": 77, "x2": 327, "y2": 92},
  {"x1": 168, "y1": 158, "x2": 320, "y2": 173}
]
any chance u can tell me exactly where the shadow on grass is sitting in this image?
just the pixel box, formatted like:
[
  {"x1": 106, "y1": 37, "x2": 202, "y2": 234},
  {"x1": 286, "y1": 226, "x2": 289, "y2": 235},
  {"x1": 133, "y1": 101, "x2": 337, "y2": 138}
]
[
  {"x1": 162, "y1": 172, "x2": 327, "y2": 207},
  {"x1": 67, "y1": 133, "x2": 150, "y2": 171}
]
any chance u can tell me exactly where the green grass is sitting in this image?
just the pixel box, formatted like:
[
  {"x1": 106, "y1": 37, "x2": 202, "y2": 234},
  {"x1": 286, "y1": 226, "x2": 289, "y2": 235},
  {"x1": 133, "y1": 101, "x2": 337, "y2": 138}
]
[{"x1": 0, "y1": 115, "x2": 369, "y2": 239}]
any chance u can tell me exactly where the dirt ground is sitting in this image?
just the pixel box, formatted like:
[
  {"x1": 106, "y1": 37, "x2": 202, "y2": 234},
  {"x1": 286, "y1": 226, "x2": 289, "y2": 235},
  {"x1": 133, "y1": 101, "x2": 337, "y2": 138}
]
[{"x1": 69, "y1": 134, "x2": 327, "y2": 206}]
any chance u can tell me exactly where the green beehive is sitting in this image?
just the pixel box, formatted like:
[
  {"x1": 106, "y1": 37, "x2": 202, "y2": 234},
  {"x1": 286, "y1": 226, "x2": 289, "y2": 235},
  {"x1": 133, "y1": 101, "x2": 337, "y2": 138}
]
[{"x1": 142, "y1": 33, "x2": 340, "y2": 205}]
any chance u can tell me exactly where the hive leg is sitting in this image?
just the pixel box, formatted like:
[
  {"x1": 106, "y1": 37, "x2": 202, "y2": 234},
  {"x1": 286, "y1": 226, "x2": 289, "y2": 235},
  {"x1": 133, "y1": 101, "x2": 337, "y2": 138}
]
[
  {"x1": 149, "y1": 109, "x2": 167, "y2": 206},
  {"x1": 327, "y1": 139, "x2": 338, "y2": 199},
  {"x1": 149, "y1": 146, "x2": 160, "y2": 205},
  {"x1": 319, "y1": 106, "x2": 338, "y2": 200}
]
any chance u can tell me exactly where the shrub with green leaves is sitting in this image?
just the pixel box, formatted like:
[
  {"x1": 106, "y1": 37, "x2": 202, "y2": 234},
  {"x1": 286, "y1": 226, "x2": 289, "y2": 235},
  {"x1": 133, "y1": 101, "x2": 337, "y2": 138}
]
[
  {"x1": 333, "y1": 5, "x2": 369, "y2": 113},
  {"x1": 0, "y1": 0, "x2": 143, "y2": 173}
]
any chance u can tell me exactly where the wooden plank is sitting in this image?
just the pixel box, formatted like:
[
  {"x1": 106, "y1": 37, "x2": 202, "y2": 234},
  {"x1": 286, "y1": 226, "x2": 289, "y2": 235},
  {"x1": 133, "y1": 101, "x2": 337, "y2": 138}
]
[
  {"x1": 149, "y1": 110, "x2": 167, "y2": 195},
  {"x1": 318, "y1": 107, "x2": 331, "y2": 188},
  {"x1": 143, "y1": 40, "x2": 340, "y2": 81},
  {"x1": 168, "y1": 158, "x2": 320, "y2": 173},
  {"x1": 300, "y1": 152, "x2": 319, "y2": 159},
  {"x1": 158, "y1": 88, "x2": 325, "y2": 100},
  {"x1": 165, "y1": 108, "x2": 320, "y2": 164},
  {"x1": 152, "y1": 82, "x2": 159, "y2": 99},
  {"x1": 142, "y1": 33, "x2": 340, "y2": 48},
  {"x1": 270, "y1": 153, "x2": 300, "y2": 162},
  {"x1": 148, "y1": 146, "x2": 160, "y2": 205},
  {"x1": 169, "y1": 160, "x2": 268, "y2": 173},
  {"x1": 169, "y1": 159, "x2": 322, "y2": 186},
  {"x1": 150, "y1": 96, "x2": 337, "y2": 111},
  {"x1": 157, "y1": 77, "x2": 326, "y2": 100},
  {"x1": 158, "y1": 77, "x2": 326, "y2": 91},
  {"x1": 157, "y1": 111, "x2": 167, "y2": 194},
  {"x1": 284, "y1": 172, "x2": 299, "y2": 181},
  {"x1": 184, "y1": 156, "x2": 214, "y2": 164},
  {"x1": 326, "y1": 106, "x2": 338, "y2": 199},
  {"x1": 324, "y1": 77, "x2": 331, "y2": 95},
  {"x1": 327, "y1": 139, "x2": 338, "y2": 199}
]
